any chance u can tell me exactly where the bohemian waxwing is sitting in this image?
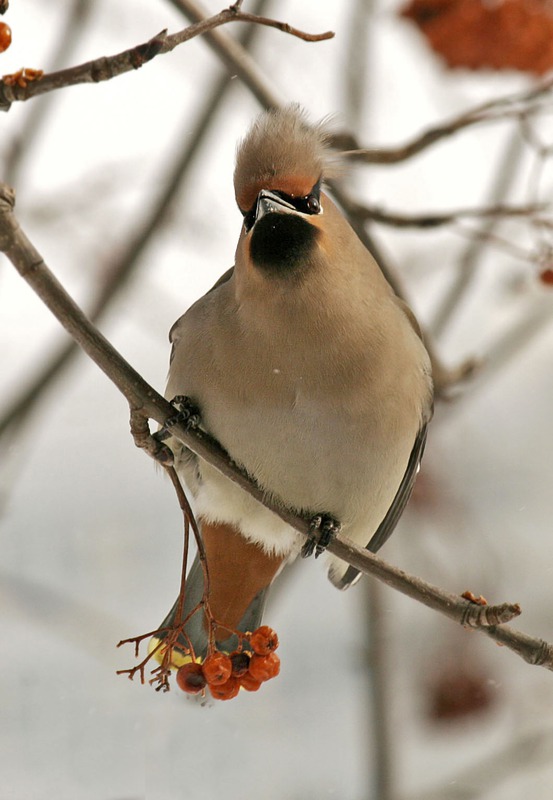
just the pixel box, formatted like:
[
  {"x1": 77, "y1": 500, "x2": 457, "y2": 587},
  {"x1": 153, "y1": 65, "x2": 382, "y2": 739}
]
[{"x1": 152, "y1": 106, "x2": 433, "y2": 662}]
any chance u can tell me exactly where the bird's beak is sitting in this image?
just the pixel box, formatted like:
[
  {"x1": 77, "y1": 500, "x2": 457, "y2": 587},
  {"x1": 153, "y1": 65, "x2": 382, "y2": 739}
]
[{"x1": 254, "y1": 189, "x2": 297, "y2": 223}]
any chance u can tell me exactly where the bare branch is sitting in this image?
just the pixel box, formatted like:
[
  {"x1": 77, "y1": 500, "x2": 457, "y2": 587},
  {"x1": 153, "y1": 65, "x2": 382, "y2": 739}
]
[
  {"x1": 1, "y1": 181, "x2": 553, "y2": 673},
  {"x1": 0, "y1": 5, "x2": 333, "y2": 111}
]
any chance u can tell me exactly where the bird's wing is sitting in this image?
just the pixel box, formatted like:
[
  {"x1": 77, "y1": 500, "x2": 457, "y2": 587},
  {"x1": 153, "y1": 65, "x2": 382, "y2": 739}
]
[
  {"x1": 333, "y1": 420, "x2": 430, "y2": 590},
  {"x1": 168, "y1": 266, "x2": 235, "y2": 364},
  {"x1": 165, "y1": 267, "x2": 235, "y2": 493}
]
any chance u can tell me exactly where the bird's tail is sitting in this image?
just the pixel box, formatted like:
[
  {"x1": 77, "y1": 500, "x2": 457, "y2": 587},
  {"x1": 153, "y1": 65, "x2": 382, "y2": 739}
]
[{"x1": 148, "y1": 552, "x2": 271, "y2": 667}]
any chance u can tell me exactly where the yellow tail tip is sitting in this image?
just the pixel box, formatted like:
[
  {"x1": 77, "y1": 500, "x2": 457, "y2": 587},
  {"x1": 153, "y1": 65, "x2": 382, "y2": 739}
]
[{"x1": 148, "y1": 635, "x2": 202, "y2": 670}]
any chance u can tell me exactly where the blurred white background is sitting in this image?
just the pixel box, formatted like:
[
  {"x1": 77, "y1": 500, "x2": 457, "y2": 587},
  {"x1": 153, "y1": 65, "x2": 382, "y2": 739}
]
[{"x1": 1, "y1": 1, "x2": 553, "y2": 798}]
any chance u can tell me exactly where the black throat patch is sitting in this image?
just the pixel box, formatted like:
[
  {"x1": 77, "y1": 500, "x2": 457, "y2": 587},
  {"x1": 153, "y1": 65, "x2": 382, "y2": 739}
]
[{"x1": 249, "y1": 213, "x2": 319, "y2": 277}]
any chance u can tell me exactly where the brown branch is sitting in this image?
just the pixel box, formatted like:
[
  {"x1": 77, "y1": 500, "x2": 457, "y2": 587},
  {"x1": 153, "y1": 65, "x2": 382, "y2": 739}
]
[
  {"x1": 0, "y1": 4, "x2": 333, "y2": 111},
  {"x1": 2, "y1": 182, "x2": 553, "y2": 673}
]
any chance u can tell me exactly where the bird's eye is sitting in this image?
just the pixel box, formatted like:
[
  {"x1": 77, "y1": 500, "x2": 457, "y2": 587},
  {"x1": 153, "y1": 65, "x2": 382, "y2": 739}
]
[{"x1": 305, "y1": 194, "x2": 320, "y2": 214}]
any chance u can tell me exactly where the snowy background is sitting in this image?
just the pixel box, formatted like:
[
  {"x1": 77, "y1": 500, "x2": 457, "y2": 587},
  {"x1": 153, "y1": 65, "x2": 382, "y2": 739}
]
[{"x1": 1, "y1": 1, "x2": 553, "y2": 798}]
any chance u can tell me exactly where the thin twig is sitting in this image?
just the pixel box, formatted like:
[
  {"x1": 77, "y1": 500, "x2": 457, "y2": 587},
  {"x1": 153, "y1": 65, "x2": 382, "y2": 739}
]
[
  {"x1": 2, "y1": 182, "x2": 553, "y2": 673},
  {"x1": 0, "y1": 5, "x2": 333, "y2": 111}
]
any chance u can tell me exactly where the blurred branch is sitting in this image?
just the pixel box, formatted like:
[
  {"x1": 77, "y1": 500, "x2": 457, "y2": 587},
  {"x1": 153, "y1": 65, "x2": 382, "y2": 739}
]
[
  {"x1": 341, "y1": 77, "x2": 553, "y2": 165},
  {"x1": 430, "y1": 131, "x2": 525, "y2": 338},
  {"x1": 364, "y1": 579, "x2": 394, "y2": 800},
  {"x1": 3, "y1": 0, "x2": 95, "y2": 185},
  {"x1": 0, "y1": 4, "x2": 333, "y2": 111},
  {"x1": 446, "y1": 292, "x2": 553, "y2": 414},
  {"x1": 404, "y1": 728, "x2": 553, "y2": 800},
  {"x1": 0, "y1": 0, "x2": 270, "y2": 440},
  {"x1": 343, "y1": 0, "x2": 375, "y2": 132},
  {"x1": 165, "y1": 0, "x2": 283, "y2": 108},
  {"x1": 351, "y1": 201, "x2": 548, "y2": 229},
  {"x1": 2, "y1": 182, "x2": 553, "y2": 674}
]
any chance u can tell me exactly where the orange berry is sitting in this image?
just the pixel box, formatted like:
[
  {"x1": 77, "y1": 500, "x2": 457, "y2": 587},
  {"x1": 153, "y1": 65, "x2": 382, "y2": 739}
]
[
  {"x1": 239, "y1": 672, "x2": 262, "y2": 692},
  {"x1": 209, "y1": 675, "x2": 240, "y2": 701},
  {"x1": 248, "y1": 652, "x2": 280, "y2": 682},
  {"x1": 230, "y1": 651, "x2": 251, "y2": 677},
  {"x1": 176, "y1": 662, "x2": 206, "y2": 695},
  {"x1": 202, "y1": 652, "x2": 232, "y2": 686},
  {"x1": 0, "y1": 22, "x2": 11, "y2": 53},
  {"x1": 250, "y1": 625, "x2": 279, "y2": 656}
]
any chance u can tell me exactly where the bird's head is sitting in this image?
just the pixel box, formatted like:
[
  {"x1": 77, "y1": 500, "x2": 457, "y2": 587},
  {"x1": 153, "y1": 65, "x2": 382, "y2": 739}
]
[{"x1": 233, "y1": 106, "x2": 339, "y2": 279}]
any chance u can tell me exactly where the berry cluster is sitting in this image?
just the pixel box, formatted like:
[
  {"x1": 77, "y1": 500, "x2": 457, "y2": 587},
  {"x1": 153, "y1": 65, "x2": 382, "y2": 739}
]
[{"x1": 176, "y1": 625, "x2": 280, "y2": 701}]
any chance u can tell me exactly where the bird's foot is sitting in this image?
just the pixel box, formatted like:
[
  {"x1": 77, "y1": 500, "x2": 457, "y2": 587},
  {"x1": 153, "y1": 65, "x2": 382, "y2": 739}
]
[
  {"x1": 156, "y1": 395, "x2": 202, "y2": 441},
  {"x1": 301, "y1": 513, "x2": 341, "y2": 559}
]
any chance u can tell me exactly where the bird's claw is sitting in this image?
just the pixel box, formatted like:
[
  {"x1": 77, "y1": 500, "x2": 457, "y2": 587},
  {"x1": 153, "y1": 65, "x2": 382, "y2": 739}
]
[
  {"x1": 301, "y1": 513, "x2": 341, "y2": 559},
  {"x1": 158, "y1": 395, "x2": 202, "y2": 439}
]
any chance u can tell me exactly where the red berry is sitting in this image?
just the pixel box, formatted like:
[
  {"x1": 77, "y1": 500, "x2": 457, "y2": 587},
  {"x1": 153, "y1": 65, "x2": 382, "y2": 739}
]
[
  {"x1": 248, "y1": 652, "x2": 280, "y2": 682},
  {"x1": 239, "y1": 672, "x2": 262, "y2": 692},
  {"x1": 250, "y1": 625, "x2": 279, "y2": 656},
  {"x1": 202, "y1": 652, "x2": 233, "y2": 686},
  {"x1": 0, "y1": 23, "x2": 11, "y2": 53},
  {"x1": 230, "y1": 651, "x2": 251, "y2": 677},
  {"x1": 539, "y1": 267, "x2": 553, "y2": 286},
  {"x1": 176, "y1": 662, "x2": 206, "y2": 695},
  {"x1": 209, "y1": 675, "x2": 240, "y2": 701}
]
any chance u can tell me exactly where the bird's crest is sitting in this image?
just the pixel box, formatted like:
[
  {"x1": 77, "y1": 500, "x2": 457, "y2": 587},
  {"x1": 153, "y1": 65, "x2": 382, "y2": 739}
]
[{"x1": 234, "y1": 105, "x2": 339, "y2": 213}]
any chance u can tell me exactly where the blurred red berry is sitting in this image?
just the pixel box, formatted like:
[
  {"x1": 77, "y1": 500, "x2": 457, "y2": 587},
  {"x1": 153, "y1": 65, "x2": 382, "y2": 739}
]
[
  {"x1": 401, "y1": 0, "x2": 553, "y2": 75},
  {"x1": 539, "y1": 267, "x2": 553, "y2": 286}
]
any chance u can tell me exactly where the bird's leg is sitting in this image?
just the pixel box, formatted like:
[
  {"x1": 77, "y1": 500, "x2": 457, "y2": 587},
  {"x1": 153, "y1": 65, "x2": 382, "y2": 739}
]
[
  {"x1": 155, "y1": 395, "x2": 202, "y2": 441},
  {"x1": 301, "y1": 513, "x2": 342, "y2": 559}
]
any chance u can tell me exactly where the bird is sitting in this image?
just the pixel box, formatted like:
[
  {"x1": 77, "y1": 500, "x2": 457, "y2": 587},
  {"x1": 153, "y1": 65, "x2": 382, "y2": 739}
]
[{"x1": 150, "y1": 105, "x2": 433, "y2": 666}]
